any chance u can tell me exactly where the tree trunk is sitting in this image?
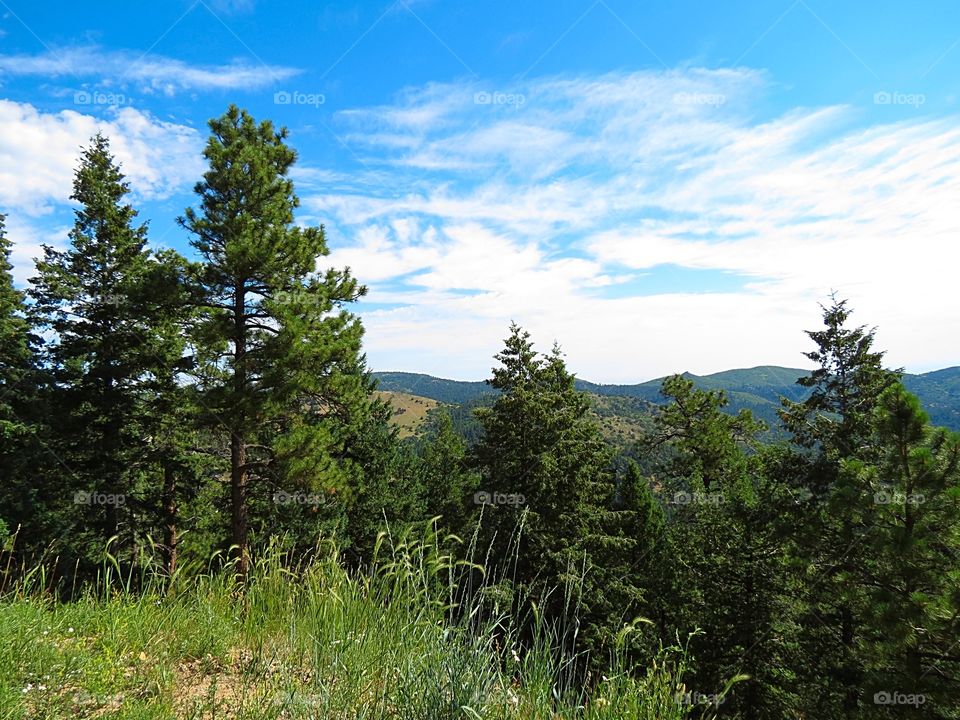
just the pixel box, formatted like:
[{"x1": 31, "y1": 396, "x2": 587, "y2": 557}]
[{"x1": 231, "y1": 284, "x2": 248, "y2": 581}]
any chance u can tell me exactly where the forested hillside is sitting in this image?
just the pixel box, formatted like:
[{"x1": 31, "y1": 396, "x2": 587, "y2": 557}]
[{"x1": 375, "y1": 365, "x2": 960, "y2": 434}]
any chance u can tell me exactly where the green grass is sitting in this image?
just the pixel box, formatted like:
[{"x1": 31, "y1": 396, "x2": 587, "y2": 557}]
[{"x1": 0, "y1": 527, "x2": 722, "y2": 719}]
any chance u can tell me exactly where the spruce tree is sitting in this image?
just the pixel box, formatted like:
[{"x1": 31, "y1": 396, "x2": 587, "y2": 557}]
[
  {"x1": 180, "y1": 105, "x2": 376, "y2": 576},
  {"x1": 0, "y1": 213, "x2": 42, "y2": 553},
  {"x1": 472, "y1": 325, "x2": 619, "y2": 659},
  {"x1": 29, "y1": 135, "x2": 174, "y2": 571}
]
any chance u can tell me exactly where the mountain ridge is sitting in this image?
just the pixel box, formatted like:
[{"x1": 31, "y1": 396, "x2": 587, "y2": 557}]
[{"x1": 373, "y1": 365, "x2": 960, "y2": 432}]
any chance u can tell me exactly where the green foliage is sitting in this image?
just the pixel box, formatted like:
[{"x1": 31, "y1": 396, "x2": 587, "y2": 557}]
[
  {"x1": 3, "y1": 110, "x2": 959, "y2": 720},
  {"x1": 27, "y1": 135, "x2": 190, "y2": 574},
  {"x1": 180, "y1": 105, "x2": 382, "y2": 573},
  {"x1": 0, "y1": 213, "x2": 42, "y2": 559},
  {"x1": 847, "y1": 384, "x2": 960, "y2": 713},
  {"x1": 416, "y1": 409, "x2": 480, "y2": 534},
  {"x1": 645, "y1": 374, "x2": 801, "y2": 719}
]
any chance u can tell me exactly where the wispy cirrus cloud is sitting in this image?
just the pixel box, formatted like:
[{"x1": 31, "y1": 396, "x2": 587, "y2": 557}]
[
  {"x1": 301, "y1": 69, "x2": 960, "y2": 381},
  {"x1": 0, "y1": 46, "x2": 300, "y2": 94}
]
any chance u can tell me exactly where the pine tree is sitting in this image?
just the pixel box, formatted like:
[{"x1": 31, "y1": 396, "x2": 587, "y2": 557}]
[
  {"x1": 29, "y1": 135, "x2": 175, "y2": 572},
  {"x1": 647, "y1": 375, "x2": 798, "y2": 718},
  {"x1": 180, "y1": 105, "x2": 375, "y2": 577},
  {"x1": 0, "y1": 213, "x2": 42, "y2": 552},
  {"x1": 134, "y1": 249, "x2": 208, "y2": 577},
  {"x1": 417, "y1": 409, "x2": 480, "y2": 535},
  {"x1": 849, "y1": 384, "x2": 960, "y2": 716},
  {"x1": 778, "y1": 298, "x2": 902, "y2": 717},
  {"x1": 472, "y1": 325, "x2": 618, "y2": 659},
  {"x1": 340, "y1": 395, "x2": 425, "y2": 563}
]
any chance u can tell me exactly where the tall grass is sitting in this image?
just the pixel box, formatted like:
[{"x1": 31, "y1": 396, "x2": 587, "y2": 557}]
[{"x1": 0, "y1": 522, "x2": 727, "y2": 719}]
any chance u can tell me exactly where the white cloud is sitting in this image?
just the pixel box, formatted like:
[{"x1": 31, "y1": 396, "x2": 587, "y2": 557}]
[
  {"x1": 0, "y1": 100, "x2": 204, "y2": 216},
  {"x1": 305, "y1": 69, "x2": 960, "y2": 381},
  {"x1": 0, "y1": 46, "x2": 299, "y2": 93},
  {"x1": 1, "y1": 215, "x2": 69, "y2": 286},
  {"x1": 0, "y1": 100, "x2": 205, "y2": 284}
]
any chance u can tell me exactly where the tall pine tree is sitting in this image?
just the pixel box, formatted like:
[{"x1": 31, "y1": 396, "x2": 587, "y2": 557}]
[
  {"x1": 180, "y1": 106, "x2": 378, "y2": 576},
  {"x1": 778, "y1": 297, "x2": 902, "y2": 718},
  {"x1": 30, "y1": 135, "x2": 179, "y2": 573},
  {"x1": 0, "y1": 213, "x2": 42, "y2": 554}
]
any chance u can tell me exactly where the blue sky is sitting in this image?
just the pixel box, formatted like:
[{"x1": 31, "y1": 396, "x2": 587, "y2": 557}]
[{"x1": 1, "y1": 0, "x2": 958, "y2": 381}]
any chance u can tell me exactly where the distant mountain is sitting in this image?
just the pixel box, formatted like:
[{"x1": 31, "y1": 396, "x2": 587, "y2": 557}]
[
  {"x1": 902, "y1": 366, "x2": 960, "y2": 431},
  {"x1": 371, "y1": 372, "x2": 491, "y2": 405},
  {"x1": 372, "y1": 365, "x2": 960, "y2": 433}
]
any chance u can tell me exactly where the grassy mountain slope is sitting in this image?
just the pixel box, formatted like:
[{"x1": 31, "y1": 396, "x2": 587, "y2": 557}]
[{"x1": 374, "y1": 390, "x2": 440, "y2": 438}]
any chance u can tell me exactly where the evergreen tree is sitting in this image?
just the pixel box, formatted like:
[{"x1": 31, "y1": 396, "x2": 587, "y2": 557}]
[
  {"x1": 340, "y1": 395, "x2": 425, "y2": 563},
  {"x1": 472, "y1": 325, "x2": 619, "y2": 659},
  {"x1": 417, "y1": 409, "x2": 480, "y2": 535},
  {"x1": 180, "y1": 105, "x2": 377, "y2": 576},
  {"x1": 647, "y1": 375, "x2": 798, "y2": 719},
  {"x1": 778, "y1": 298, "x2": 902, "y2": 717},
  {"x1": 29, "y1": 135, "x2": 177, "y2": 572},
  {"x1": 0, "y1": 213, "x2": 42, "y2": 553},
  {"x1": 134, "y1": 249, "x2": 208, "y2": 577},
  {"x1": 780, "y1": 295, "x2": 900, "y2": 463},
  {"x1": 578, "y1": 456, "x2": 665, "y2": 669},
  {"x1": 849, "y1": 384, "x2": 960, "y2": 716}
]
